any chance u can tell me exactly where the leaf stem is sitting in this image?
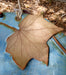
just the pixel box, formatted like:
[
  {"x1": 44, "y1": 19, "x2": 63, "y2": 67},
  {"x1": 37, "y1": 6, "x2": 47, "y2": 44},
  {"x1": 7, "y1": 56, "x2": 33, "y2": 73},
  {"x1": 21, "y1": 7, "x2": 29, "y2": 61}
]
[{"x1": 0, "y1": 22, "x2": 17, "y2": 31}]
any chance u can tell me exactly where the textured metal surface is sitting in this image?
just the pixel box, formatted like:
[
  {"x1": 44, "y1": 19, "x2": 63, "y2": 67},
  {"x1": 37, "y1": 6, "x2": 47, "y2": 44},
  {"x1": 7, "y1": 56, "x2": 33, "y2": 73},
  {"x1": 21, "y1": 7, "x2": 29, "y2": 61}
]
[{"x1": 0, "y1": 12, "x2": 66, "y2": 75}]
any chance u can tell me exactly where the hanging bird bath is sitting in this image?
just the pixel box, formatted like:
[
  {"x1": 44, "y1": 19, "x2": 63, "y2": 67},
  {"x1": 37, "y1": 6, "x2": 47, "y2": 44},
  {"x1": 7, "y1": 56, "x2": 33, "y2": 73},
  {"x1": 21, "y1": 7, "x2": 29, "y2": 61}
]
[{"x1": 0, "y1": 12, "x2": 66, "y2": 75}]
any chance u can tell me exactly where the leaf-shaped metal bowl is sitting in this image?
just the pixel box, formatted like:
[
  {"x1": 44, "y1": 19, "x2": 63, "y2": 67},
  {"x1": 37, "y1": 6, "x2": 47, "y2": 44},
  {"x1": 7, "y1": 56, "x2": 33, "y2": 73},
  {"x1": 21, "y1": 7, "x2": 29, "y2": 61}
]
[{"x1": 0, "y1": 12, "x2": 66, "y2": 75}]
